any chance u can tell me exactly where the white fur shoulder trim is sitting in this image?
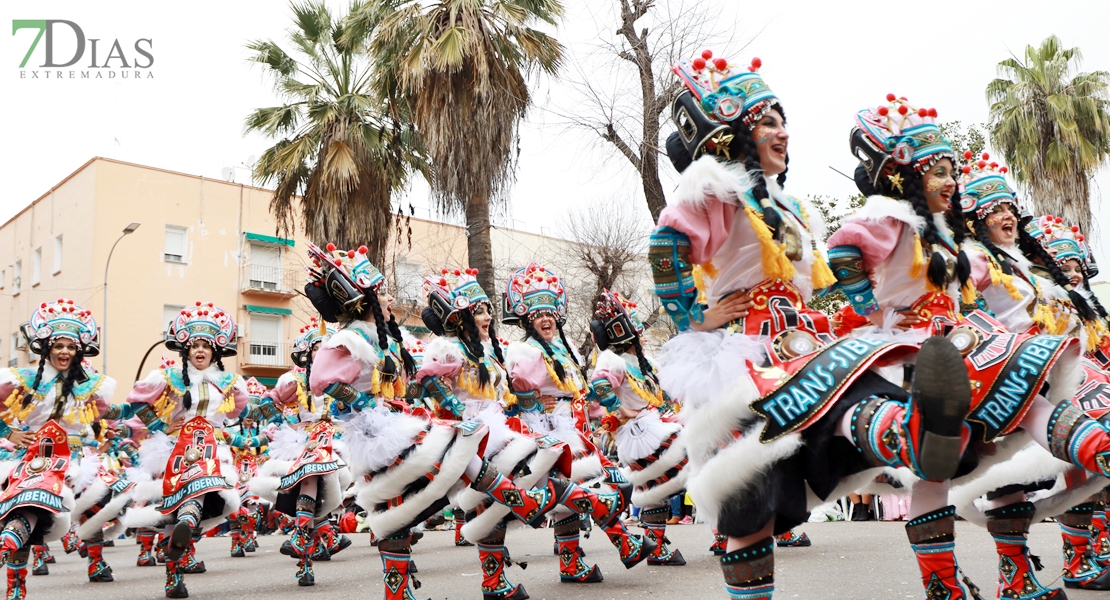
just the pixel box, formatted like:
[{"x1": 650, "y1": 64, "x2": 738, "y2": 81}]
[
  {"x1": 276, "y1": 370, "x2": 300, "y2": 388},
  {"x1": 594, "y1": 350, "x2": 628, "y2": 376},
  {"x1": 850, "y1": 195, "x2": 925, "y2": 231},
  {"x1": 424, "y1": 337, "x2": 465, "y2": 369},
  {"x1": 505, "y1": 341, "x2": 541, "y2": 371},
  {"x1": 94, "y1": 375, "x2": 118, "y2": 403},
  {"x1": 670, "y1": 156, "x2": 756, "y2": 209},
  {"x1": 326, "y1": 329, "x2": 380, "y2": 365}
]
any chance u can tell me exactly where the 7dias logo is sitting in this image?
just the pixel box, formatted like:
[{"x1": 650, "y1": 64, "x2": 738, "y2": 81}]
[{"x1": 12, "y1": 20, "x2": 153, "y2": 79}]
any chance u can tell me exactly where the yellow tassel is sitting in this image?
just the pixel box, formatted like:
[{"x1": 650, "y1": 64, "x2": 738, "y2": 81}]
[
  {"x1": 217, "y1": 391, "x2": 235, "y2": 414},
  {"x1": 296, "y1": 382, "x2": 309, "y2": 412},
  {"x1": 394, "y1": 379, "x2": 404, "y2": 398},
  {"x1": 700, "y1": 260, "x2": 719, "y2": 279},
  {"x1": 1088, "y1": 322, "x2": 1108, "y2": 352},
  {"x1": 318, "y1": 319, "x2": 327, "y2": 336},
  {"x1": 4, "y1": 389, "x2": 22, "y2": 410},
  {"x1": 811, "y1": 249, "x2": 837, "y2": 289},
  {"x1": 743, "y1": 206, "x2": 796, "y2": 282},
  {"x1": 370, "y1": 369, "x2": 382, "y2": 395},
  {"x1": 909, "y1": 234, "x2": 925, "y2": 280},
  {"x1": 960, "y1": 282, "x2": 978, "y2": 306},
  {"x1": 691, "y1": 265, "x2": 710, "y2": 306},
  {"x1": 503, "y1": 392, "x2": 518, "y2": 407}
]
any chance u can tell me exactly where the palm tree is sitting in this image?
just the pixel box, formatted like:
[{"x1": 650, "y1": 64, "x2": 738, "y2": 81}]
[
  {"x1": 349, "y1": 0, "x2": 565, "y2": 297},
  {"x1": 987, "y1": 35, "x2": 1110, "y2": 235},
  {"x1": 245, "y1": 0, "x2": 425, "y2": 264}
]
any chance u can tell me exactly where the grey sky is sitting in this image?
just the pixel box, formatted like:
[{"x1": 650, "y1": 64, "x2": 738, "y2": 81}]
[{"x1": 5, "y1": 0, "x2": 1110, "y2": 277}]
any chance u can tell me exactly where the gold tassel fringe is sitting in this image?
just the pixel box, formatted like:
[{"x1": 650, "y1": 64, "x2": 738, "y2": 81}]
[{"x1": 743, "y1": 206, "x2": 796, "y2": 282}]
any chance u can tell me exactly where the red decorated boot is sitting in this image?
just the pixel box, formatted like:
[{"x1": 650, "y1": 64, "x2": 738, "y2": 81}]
[
  {"x1": 179, "y1": 539, "x2": 205, "y2": 574},
  {"x1": 554, "y1": 515, "x2": 602, "y2": 583},
  {"x1": 86, "y1": 541, "x2": 114, "y2": 582},
  {"x1": 906, "y1": 506, "x2": 979, "y2": 599},
  {"x1": 709, "y1": 531, "x2": 727, "y2": 555},
  {"x1": 28, "y1": 547, "x2": 46, "y2": 577},
  {"x1": 985, "y1": 502, "x2": 1062, "y2": 599},
  {"x1": 720, "y1": 537, "x2": 775, "y2": 600},
  {"x1": 165, "y1": 557, "x2": 187, "y2": 599},
  {"x1": 137, "y1": 532, "x2": 157, "y2": 567},
  {"x1": 472, "y1": 462, "x2": 559, "y2": 527},
  {"x1": 455, "y1": 509, "x2": 474, "y2": 547},
  {"x1": 1091, "y1": 500, "x2": 1110, "y2": 567},
  {"x1": 379, "y1": 534, "x2": 419, "y2": 600},
  {"x1": 641, "y1": 506, "x2": 685, "y2": 566},
  {"x1": 1059, "y1": 504, "x2": 1110, "y2": 589},
  {"x1": 5, "y1": 554, "x2": 27, "y2": 600},
  {"x1": 477, "y1": 526, "x2": 528, "y2": 599}
]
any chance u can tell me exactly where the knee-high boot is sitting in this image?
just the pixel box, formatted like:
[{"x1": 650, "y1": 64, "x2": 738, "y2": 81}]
[
  {"x1": 720, "y1": 537, "x2": 774, "y2": 600},
  {"x1": 137, "y1": 531, "x2": 157, "y2": 566},
  {"x1": 5, "y1": 550, "x2": 28, "y2": 600},
  {"x1": 905, "y1": 506, "x2": 979, "y2": 599},
  {"x1": 379, "y1": 533, "x2": 419, "y2": 600},
  {"x1": 85, "y1": 536, "x2": 114, "y2": 582},
  {"x1": 164, "y1": 556, "x2": 187, "y2": 599},
  {"x1": 1059, "y1": 504, "x2": 1110, "y2": 589},
  {"x1": 985, "y1": 501, "x2": 1062, "y2": 599},
  {"x1": 28, "y1": 547, "x2": 46, "y2": 577},
  {"x1": 551, "y1": 479, "x2": 653, "y2": 569},
  {"x1": 553, "y1": 515, "x2": 602, "y2": 583},
  {"x1": 641, "y1": 505, "x2": 685, "y2": 565},
  {"x1": 455, "y1": 508, "x2": 473, "y2": 547},
  {"x1": 477, "y1": 524, "x2": 528, "y2": 599}
]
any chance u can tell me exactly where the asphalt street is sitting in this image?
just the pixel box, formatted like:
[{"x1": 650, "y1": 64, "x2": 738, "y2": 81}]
[{"x1": 19, "y1": 520, "x2": 1110, "y2": 599}]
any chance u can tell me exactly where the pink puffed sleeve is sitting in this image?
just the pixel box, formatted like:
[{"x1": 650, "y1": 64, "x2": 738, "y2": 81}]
[
  {"x1": 415, "y1": 339, "x2": 464, "y2": 382},
  {"x1": 510, "y1": 352, "x2": 548, "y2": 393},
  {"x1": 966, "y1": 248, "x2": 994, "y2": 292},
  {"x1": 309, "y1": 346, "x2": 361, "y2": 397},
  {"x1": 592, "y1": 368, "x2": 626, "y2": 390},
  {"x1": 231, "y1": 380, "x2": 250, "y2": 416},
  {"x1": 127, "y1": 370, "x2": 169, "y2": 406},
  {"x1": 827, "y1": 217, "x2": 904, "y2": 270},
  {"x1": 263, "y1": 375, "x2": 301, "y2": 410},
  {"x1": 657, "y1": 198, "x2": 737, "y2": 265}
]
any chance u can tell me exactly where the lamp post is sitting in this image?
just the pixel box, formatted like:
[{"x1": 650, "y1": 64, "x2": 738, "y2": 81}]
[{"x1": 102, "y1": 222, "x2": 140, "y2": 374}]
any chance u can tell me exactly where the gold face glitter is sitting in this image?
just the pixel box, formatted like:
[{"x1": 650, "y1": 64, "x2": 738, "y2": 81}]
[{"x1": 925, "y1": 178, "x2": 945, "y2": 194}]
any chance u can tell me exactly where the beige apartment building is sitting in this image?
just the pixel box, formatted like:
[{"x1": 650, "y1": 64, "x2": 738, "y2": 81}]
[{"x1": 1, "y1": 158, "x2": 658, "y2": 396}]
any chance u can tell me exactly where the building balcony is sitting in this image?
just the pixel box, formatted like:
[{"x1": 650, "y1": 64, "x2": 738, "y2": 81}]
[
  {"x1": 238, "y1": 339, "x2": 294, "y2": 371},
  {"x1": 240, "y1": 264, "x2": 301, "y2": 297}
]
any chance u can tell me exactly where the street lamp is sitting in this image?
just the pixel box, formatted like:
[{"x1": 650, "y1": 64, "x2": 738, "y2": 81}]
[{"x1": 102, "y1": 222, "x2": 140, "y2": 373}]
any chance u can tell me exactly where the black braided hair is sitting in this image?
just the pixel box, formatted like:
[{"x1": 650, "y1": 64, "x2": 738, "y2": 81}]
[
  {"x1": 972, "y1": 219, "x2": 1015, "y2": 276},
  {"x1": 946, "y1": 188, "x2": 972, "y2": 292},
  {"x1": 304, "y1": 347, "x2": 316, "y2": 415},
  {"x1": 458, "y1": 310, "x2": 491, "y2": 389},
  {"x1": 1016, "y1": 228, "x2": 1099, "y2": 322},
  {"x1": 879, "y1": 162, "x2": 964, "y2": 291},
  {"x1": 386, "y1": 313, "x2": 416, "y2": 375},
  {"x1": 360, "y1": 292, "x2": 398, "y2": 377},
  {"x1": 486, "y1": 320, "x2": 506, "y2": 365},
  {"x1": 628, "y1": 337, "x2": 657, "y2": 384},
  {"x1": 557, "y1": 324, "x2": 589, "y2": 381},
  {"x1": 24, "y1": 350, "x2": 49, "y2": 409},
  {"x1": 180, "y1": 348, "x2": 193, "y2": 410},
  {"x1": 727, "y1": 106, "x2": 788, "y2": 238},
  {"x1": 215, "y1": 356, "x2": 226, "y2": 373},
  {"x1": 1082, "y1": 275, "x2": 1110, "y2": 320},
  {"x1": 56, "y1": 348, "x2": 87, "y2": 412},
  {"x1": 522, "y1": 319, "x2": 566, "y2": 383}
]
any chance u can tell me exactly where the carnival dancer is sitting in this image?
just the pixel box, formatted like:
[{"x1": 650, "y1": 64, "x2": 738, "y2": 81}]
[
  {"x1": 502, "y1": 263, "x2": 657, "y2": 583},
  {"x1": 651, "y1": 59, "x2": 971, "y2": 600},
  {"x1": 218, "y1": 377, "x2": 271, "y2": 560},
  {"x1": 419, "y1": 267, "x2": 568, "y2": 599},
  {"x1": 0, "y1": 299, "x2": 124, "y2": 598},
  {"x1": 590, "y1": 290, "x2": 688, "y2": 566},
  {"x1": 124, "y1": 303, "x2": 253, "y2": 598},
  {"x1": 250, "y1": 326, "x2": 353, "y2": 587}
]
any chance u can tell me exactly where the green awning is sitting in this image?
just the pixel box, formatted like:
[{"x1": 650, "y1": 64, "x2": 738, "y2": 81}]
[
  {"x1": 254, "y1": 377, "x2": 278, "y2": 387},
  {"x1": 244, "y1": 304, "x2": 292, "y2": 315},
  {"x1": 245, "y1": 232, "x2": 295, "y2": 247}
]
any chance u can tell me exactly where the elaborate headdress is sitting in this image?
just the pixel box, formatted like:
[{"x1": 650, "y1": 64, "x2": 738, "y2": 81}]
[
  {"x1": 291, "y1": 316, "x2": 336, "y2": 367},
  {"x1": 20, "y1": 298, "x2": 100, "y2": 357},
  {"x1": 423, "y1": 267, "x2": 490, "y2": 333},
  {"x1": 851, "y1": 94, "x2": 954, "y2": 194},
  {"x1": 670, "y1": 51, "x2": 775, "y2": 160},
  {"x1": 503, "y1": 263, "x2": 568, "y2": 325},
  {"x1": 304, "y1": 242, "x2": 385, "y2": 322},
  {"x1": 244, "y1": 377, "x2": 267, "y2": 402},
  {"x1": 165, "y1": 301, "x2": 237, "y2": 356},
  {"x1": 958, "y1": 152, "x2": 1017, "y2": 219},
  {"x1": 590, "y1": 290, "x2": 644, "y2": 349},
  {"x1": 1025, "y1": 215, "x2": 1093, "y2": 271}
]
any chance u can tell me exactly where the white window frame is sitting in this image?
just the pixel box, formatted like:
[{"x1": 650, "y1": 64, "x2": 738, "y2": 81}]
[
  {"x1": 31, "y1": 248, "x2": 41, "y2": 287},
  {"x1": 248, "y1": 243, "x2": 283, "y2": 290},
  {"x1": 248, "y1": 314, "x2": 283, "y2": 366},
  {"x1": 12, "y1": 260, "x2": 21, "y2": 294},
  {"x1": 164, "y1": 225, "x2": 187, "y2": 263},
  {"x1": 52, "y1": 235, "x2": 63, "y2": 274}
]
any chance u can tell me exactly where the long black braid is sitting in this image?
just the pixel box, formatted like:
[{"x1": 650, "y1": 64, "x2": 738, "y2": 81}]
[
  {"x1": 1016, "y1": 229, "x2": 1099, "y2": 322},
  {"x1": 362, "y1": 292, "x2": 397, "y2": 377},
  {"x1": 385, "y1": 313, "x2": 416, "y2": 375},
  {"x1": 946, "y1": 188, "x2": 972, "y2": 291},
  {"x1": 53, "y1": 348, "x2": 87, "y2": 420},
  {"x1": 304, "y1": 343, "x2": 318, "y2": 414},
  {"x1": 180, "y1": 348, "x2": 193, "y2": 410},
  {"x1": 972, "y1": 218, "x2": 1015, "y2": 276},
  {"x1": 557, "y1": 324, "x2": 588, "y2": 382},
  {"x1": 458, "y1": 311, "x2": 491, "y2": 389},
  {"x1": 522, "y1": 319, "x2": 565, "y2": 383},
  {"x1": 487, "y1": 320, "x2": 505, "y2": 365},
  {"x1": 727, "y1": 106, "x2": 788, "y2": 238},
  {"x1": 1082, "y1": 275, "x2": 1110, "y2": 320},
  {"x1": 628, "y1": 337, "x2": 657, "y2": 385},
  {"x1": 25, "y1": 350, "x2": 49, "y2": 409}
]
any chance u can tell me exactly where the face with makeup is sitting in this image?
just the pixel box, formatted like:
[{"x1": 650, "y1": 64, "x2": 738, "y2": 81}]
[
  {"x1": 531, "y1": 311, "x2": 557, "y2": 342},
  {"x1": 473, "y1": 303, "x2": 492, "y2": 340},
  {"x1": 188, "y1": 339, "x2": 214, "y2": 371},
  {"x1": 48, "y1": 338, "x2": 78, "y2": 372},
  {"x1": 922, "y1": 158, "x2": 957, "y2": 214},
  {"x1": 984, "y1": 204, "x2": 1019, "y2": 247},
  {"x1": 1060, "y1": 258, "x2": 1084, "y2": 287},
  {"x1": 751, "y1": 109, "x2": 788, "y2": 177}
]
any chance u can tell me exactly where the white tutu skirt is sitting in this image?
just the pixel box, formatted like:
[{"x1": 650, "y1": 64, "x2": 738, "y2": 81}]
[{"x1": 616, "y1": 410, "x2": 689, "y2": 509}]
